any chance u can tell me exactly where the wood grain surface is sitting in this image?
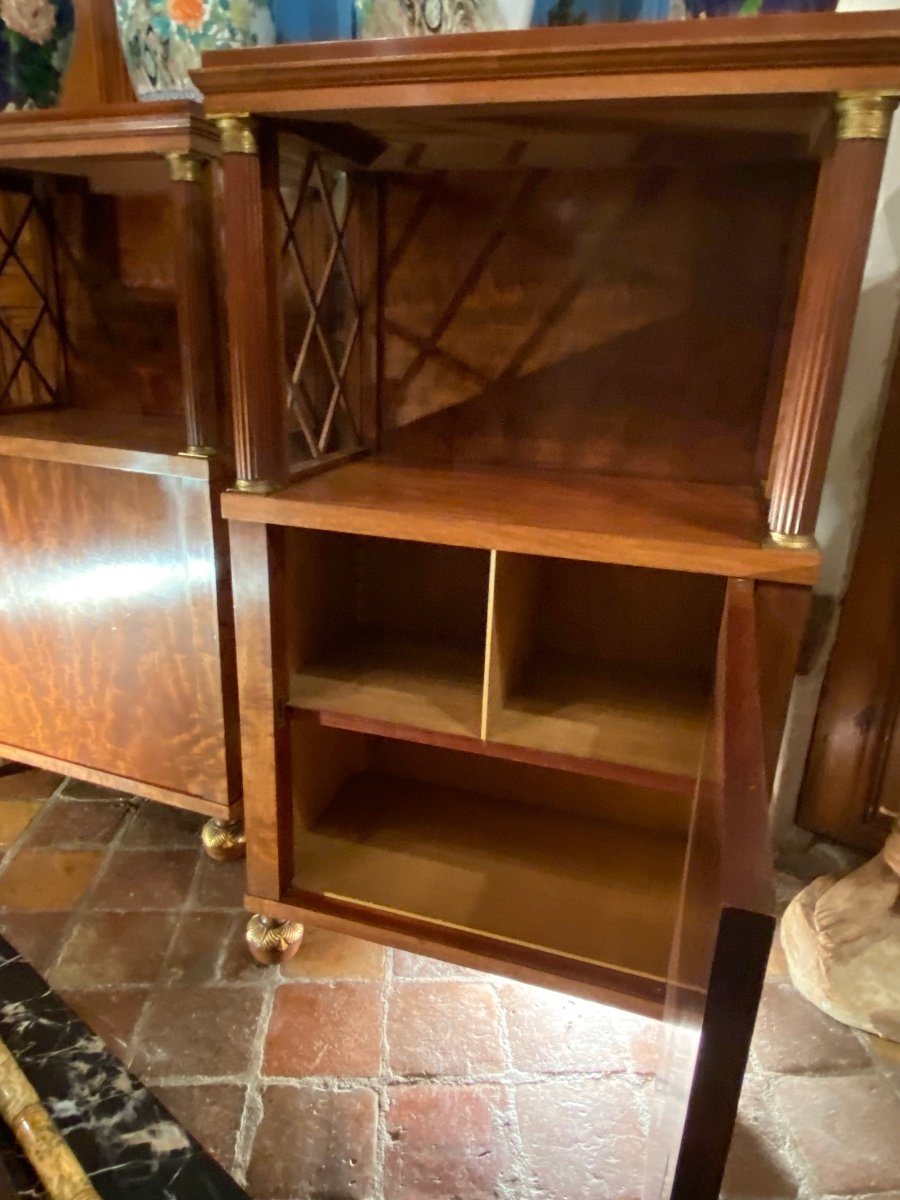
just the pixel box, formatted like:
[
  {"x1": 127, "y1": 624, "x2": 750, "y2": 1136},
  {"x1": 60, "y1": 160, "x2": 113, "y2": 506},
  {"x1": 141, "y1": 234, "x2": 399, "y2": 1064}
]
[
  {"x1": 646, "y1": 578, "x2": 774, "y2": 1200},
  {"x1": 0, "y1": 455, "x2": 236, "y2": 811},
  {"x1": 769, "y1": 136, "x2": 891, "y2": 539},
  {"x1": 221, "y1": 131, "x2": 289, "y2": 486},
  {"x1": 380, "y1": 164, "x2": 805, "y2": 487},
  {"x1": 222, "y1": 459, "x2": 821, "y2": 582},
  {"x1": 0, "y1": 103, "x2": 218, "y2": 166},
  {"x1": 196, "y1": 12, "x2": 900, "y2": 118}
]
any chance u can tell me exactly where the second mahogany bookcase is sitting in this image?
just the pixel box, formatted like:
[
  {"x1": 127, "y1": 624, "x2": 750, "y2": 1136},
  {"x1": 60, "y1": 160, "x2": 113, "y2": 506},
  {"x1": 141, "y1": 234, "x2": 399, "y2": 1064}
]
[
  {"x1": 0, "y1": 103, "x2": 244, "y2": 855},
  {"x1": 199, "y1": 13, "x2": 900, "y2": 1196}
]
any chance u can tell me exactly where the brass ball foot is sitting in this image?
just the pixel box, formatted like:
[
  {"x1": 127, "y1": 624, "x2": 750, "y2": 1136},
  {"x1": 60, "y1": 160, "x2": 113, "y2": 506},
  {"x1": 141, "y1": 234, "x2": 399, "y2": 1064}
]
[
  {"x1": 246, "y1": 914, "x2": 304, "y2": 965},
  {"x1": 200, "y1": 817, "x2": 246, "y2": 862}
]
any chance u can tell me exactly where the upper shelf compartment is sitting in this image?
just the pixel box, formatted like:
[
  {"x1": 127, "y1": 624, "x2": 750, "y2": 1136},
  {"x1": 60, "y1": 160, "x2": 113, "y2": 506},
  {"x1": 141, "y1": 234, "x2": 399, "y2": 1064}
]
[{"x1": 195, "y1": 12, "x2": 900, "y2": 161}]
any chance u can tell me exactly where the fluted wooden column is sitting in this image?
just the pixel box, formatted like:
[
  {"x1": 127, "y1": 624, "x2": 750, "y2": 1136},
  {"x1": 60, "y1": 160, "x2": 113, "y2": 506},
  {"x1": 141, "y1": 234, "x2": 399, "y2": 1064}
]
[
  {"x1": 768, "y1": 92, "x2": 898, "y2": 547},
  {"x1": 168, "y1": 151, "x2": 221, "y2": 455},
  {"x1": 216, "y1": 115, "x2": 287, "y2": 491}
]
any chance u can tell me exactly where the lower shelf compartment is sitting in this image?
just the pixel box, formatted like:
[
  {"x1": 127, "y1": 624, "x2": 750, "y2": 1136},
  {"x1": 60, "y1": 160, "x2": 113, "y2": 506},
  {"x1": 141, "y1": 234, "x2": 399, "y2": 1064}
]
[
  {"x1": 491, "y1": 654, "x2": 708, "y2": 780},
  {"x1": 291, "y1": 633, "x2": 484, "y2": 739},
  {"x1": 292, "y1": 755, "x2": 686, "y2": 995}
]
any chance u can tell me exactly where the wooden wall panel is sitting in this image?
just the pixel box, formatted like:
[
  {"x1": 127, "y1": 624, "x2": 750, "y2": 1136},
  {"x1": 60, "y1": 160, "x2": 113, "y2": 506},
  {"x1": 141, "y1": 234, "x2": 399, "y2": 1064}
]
[
  {"x1": 799, "y1": 325, "x2": 900, "y2": 850},
  {"x1": 0, "y1": 455, "x2": 234, "y2": 810},
  {"x1": 381, "y1": 162, "x2": 809, "y2": 486}
]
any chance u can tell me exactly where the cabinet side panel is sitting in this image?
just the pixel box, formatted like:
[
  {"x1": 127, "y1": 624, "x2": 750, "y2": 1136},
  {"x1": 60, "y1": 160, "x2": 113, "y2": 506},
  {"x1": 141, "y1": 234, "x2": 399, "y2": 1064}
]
[
  {"x1": 646, "y1": 578, "x2": 774, "y2": 1200},
  {"x1": 755, "y1": 581, "x2": 811, "y2": 792},
  {"x1": 0, "y1": 455, "x2": 231, "y2": 806},
  {"x1": 230, "y1": 521, "x2": 294, "y2": 897}
]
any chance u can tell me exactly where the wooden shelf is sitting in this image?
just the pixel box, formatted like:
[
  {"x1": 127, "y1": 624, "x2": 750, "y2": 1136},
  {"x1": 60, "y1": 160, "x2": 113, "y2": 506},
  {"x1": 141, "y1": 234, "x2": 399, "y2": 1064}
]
[
  {"x1": 197, "y1": 12, "x2": 900, "y2": 156},
  {"x1": 223, "y1": 459, "x2": 820, "y2": 582},
  {"x1": 0, "y1": 101, "x2": 218, "y2": 165},
  {"x1": 291, "y1": 768, "x2": 685, "y2": 997},
  {"x1": 0, "y1": 102, "x2": 218, "y2": 193},
  {"x1": 290, "y1": 633, "x2": 484, "y2": 739},
  {"x1": 0, "y1": 410, "x2": 208, "y2": 478},
  {"x1": 491, "y1": 655, "x2": 707, "y2": 781}
]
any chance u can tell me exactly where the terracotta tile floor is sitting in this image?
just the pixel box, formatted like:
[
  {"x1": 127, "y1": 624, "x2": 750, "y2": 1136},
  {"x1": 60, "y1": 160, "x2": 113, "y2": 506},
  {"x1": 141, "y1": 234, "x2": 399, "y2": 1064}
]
[{"x1": 2, "y1": 769, "x2": 900, "y2": 1200}]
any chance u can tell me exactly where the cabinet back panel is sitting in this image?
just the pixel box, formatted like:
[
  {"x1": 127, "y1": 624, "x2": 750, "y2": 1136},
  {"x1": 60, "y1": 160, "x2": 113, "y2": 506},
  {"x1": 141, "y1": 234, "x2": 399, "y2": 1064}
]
[
  {"x1": 533, "y1": 559, "x2": 725, "y2": 677},
  {"x1": 379, "y1": 162, "x2": 809, "y2": 485},
  {"x1": 286, "y1": 529, "x2": 490, "y2": 664},
  {"x1": 371, "y1": 737, "x2": 693, "y2": 834},
  {"x1": 57, "y1": 192, "x2": 183, "y2": 420},
  {"x1": 290, "y1": 716, "x2": 691, "y2": 835}
]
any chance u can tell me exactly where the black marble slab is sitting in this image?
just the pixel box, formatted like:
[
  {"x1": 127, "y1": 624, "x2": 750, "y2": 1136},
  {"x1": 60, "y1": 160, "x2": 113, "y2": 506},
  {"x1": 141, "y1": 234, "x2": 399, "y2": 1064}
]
[{"x1": 0, "y1": 936, "x2": 248, "y2": 1200}]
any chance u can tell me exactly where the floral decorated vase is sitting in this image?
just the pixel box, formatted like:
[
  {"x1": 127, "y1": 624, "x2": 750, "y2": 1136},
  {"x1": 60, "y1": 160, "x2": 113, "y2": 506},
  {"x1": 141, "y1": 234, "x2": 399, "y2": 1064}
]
[
  {"x1": 355, "y1": 0, "x2": 669, "y2": 38},
  {"x1": 0, "y1": 0, "x2": 75, "y2": 108},
  {"x1": 115, "y1": 0, "x2": 275, "y2": 101}
]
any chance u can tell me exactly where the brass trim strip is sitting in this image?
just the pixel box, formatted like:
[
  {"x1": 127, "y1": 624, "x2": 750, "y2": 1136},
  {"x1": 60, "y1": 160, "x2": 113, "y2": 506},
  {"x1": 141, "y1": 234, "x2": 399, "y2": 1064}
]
[
  {"x1": 232, "y1": 477, "x2": 277, "y2": 493},
  {"x1": 165, "y1": 151, "x2": 207, "y2": 182},
  {"x1": 836, "y1": 91, "x2": 899, "y2": 140},
  {"x1": 767, "y1": 531, "x2": 819, "y2": 551},
  {"x1": 213, "y1": 113, "x2": 258, "y2": 155}
]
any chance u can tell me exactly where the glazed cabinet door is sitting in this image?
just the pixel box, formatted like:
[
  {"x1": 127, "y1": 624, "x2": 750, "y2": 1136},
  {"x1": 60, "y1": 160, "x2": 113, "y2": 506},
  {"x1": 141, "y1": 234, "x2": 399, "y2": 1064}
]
[{"x1": 645, "y1": 577, "x2": 775, "y2": 1200}]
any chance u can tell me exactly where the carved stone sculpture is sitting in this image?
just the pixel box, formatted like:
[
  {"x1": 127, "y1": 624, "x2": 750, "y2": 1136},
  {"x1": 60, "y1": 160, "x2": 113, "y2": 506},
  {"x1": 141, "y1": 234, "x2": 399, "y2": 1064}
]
[{"x1": 781, "y1": 820, "x2": 900, "y2": 1042}]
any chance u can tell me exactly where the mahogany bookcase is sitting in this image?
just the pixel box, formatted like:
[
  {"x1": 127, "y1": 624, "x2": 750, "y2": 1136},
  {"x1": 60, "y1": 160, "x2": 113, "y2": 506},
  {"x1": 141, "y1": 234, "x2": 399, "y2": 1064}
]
[
  {"x1": 0, "y1": 103, "x2": 244, "y2": 856},
  {"x1": 199, "y1": 12, "x2": 900, "y2": 1195}
]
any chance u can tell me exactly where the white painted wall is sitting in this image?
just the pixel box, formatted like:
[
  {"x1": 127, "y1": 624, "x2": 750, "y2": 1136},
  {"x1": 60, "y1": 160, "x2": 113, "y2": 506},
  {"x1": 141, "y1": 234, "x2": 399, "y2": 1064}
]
[{"x1": 772, "y1": 0, "x2": 900, "y2": 838}]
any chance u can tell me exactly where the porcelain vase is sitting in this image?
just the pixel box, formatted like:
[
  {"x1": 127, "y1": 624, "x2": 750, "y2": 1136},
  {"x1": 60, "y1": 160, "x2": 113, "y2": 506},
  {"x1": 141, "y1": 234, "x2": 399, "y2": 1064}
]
[
  {"x1": 115, "y1": 0, "x2": 275, "y2": 101},
  {"x1": 0, "y1": 0, "x2": 75, "y2": 108}
]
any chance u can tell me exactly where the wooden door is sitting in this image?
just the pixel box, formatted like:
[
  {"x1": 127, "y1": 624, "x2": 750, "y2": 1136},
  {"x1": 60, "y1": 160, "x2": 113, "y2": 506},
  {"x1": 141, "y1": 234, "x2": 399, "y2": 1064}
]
[
  {"x1": 798, "y1": 350, "x2": 900, "y2": 850},
  {"x1": 644, "y1": 578, "x2": 775, "y2": 1200},
  {"x1": 0, "y1": 452, "x2": 240, "y2": 815}
]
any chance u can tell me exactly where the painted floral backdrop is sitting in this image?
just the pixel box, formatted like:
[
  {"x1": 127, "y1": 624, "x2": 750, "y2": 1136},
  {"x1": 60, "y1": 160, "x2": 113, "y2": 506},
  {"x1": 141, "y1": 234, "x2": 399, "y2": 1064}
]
[{"x1": 0, "y1": 0, "x2": 74, "y2": 108}]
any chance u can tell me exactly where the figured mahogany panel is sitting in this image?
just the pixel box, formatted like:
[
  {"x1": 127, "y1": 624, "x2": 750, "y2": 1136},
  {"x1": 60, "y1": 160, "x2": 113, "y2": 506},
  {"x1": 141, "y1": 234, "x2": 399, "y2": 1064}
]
[
  {"x1": 381, "y1": 162, "x2": 808, "y2": 486},
  {"x1": 0, "y1": 455, "x2": 236, "y2": 811}
]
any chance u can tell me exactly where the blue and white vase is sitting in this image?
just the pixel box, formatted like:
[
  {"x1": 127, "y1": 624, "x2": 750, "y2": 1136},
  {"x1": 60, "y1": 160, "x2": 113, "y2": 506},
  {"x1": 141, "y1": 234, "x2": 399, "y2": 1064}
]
[{"x1": 115, "y1": 0, "x2": 275, "y2": 101}]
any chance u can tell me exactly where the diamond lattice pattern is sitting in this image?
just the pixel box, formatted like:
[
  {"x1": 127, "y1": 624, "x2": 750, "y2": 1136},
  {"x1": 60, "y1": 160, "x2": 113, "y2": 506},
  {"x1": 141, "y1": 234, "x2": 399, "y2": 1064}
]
[
  {"x1": 0, "y1": 190, "x2": 65, "y2": 412},
  {"x1": 280, "y1": 152, "x2": 365, "y2": 468}
]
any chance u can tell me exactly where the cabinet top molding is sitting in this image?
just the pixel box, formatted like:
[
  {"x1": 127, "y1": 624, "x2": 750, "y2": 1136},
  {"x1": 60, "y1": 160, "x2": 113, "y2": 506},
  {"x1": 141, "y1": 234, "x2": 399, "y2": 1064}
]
[
  {"x1": 0, "y1": 101, "x2": 219, "y2": 165},
  {"x1": 195, "y1": 11, "x2": 900, "y2": 119}
]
